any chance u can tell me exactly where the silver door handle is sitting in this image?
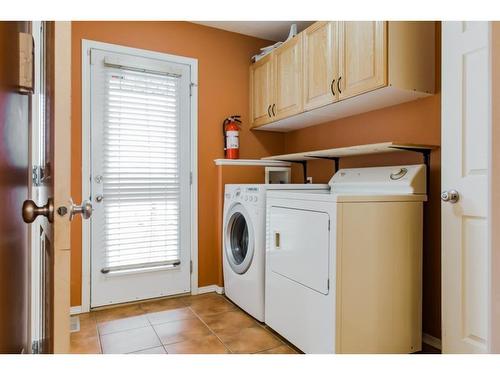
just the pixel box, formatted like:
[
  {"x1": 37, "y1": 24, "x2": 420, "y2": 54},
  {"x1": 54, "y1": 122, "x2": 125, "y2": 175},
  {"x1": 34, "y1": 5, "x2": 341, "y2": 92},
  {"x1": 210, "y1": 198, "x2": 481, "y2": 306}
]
[
  {"x1": 69, "y1": 198, "x2": 93, "y2": 221},
  {"x1": 95, "y1": 194, "x2": 103, "y2": 203},
  {"x1": 441, "y1": 190, "x2": 459, "y2": 203}
]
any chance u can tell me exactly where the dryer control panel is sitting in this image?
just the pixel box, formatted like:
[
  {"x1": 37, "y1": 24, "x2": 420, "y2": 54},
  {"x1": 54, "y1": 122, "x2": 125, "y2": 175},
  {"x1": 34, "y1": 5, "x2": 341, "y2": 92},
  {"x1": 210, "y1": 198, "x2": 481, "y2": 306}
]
[{"x1": 330, "y1": 164, "x2": 426, "y2": 195}]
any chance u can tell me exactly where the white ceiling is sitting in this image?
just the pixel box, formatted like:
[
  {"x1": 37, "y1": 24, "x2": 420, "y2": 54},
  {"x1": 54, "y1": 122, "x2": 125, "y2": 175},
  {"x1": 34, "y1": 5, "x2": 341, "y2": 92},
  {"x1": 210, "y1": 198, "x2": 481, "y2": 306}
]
[{"x1": 193, "y1": 21, "x2": 314, "y2": 42}]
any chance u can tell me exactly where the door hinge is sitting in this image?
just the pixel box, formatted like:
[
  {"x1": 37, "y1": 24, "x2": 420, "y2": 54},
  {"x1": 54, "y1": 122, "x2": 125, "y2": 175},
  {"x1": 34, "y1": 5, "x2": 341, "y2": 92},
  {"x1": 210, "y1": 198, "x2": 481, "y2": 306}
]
[
  {"x1": 328, "y1": 219, "x2": 331, "y2": 231},
  {"x1": 190, "y1": 171, "x2": 193, "y2": 185},
  {"x1": 31, "y1": 340, "x2": 40, "y2": 354},
  {"x1": 190, "y1": 260, "x2": 193, "y2": 274},
  {"x1": 32, "y1": 165, "x2": 48, "y2": 186},
  {"x1": 327, "y1": 278, "x2": 330, "y2": 291},
  {"x1": 32, "y1": 165, "x2": 41, "y2": 186},
  {"x1": 189, "y1": 82, "x2": 197, "y2": 97}
]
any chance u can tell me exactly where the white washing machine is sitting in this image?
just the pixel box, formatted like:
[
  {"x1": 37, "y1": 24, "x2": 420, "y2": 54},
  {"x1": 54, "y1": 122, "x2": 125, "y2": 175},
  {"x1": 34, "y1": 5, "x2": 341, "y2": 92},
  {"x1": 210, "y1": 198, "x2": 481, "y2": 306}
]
[
  {"x1": 265, "y1": 165, "x2": 427, "y2": 353},
  {"x1": 223, "y1": 183, "x2": 329, "y2": 322}
]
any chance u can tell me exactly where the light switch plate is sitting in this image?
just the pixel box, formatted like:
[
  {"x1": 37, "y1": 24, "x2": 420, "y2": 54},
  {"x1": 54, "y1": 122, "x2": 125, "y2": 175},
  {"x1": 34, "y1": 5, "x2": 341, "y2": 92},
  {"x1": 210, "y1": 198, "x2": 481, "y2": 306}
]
[{"x1": 18, "y1": 32, "x2": 34, "y2": 94}]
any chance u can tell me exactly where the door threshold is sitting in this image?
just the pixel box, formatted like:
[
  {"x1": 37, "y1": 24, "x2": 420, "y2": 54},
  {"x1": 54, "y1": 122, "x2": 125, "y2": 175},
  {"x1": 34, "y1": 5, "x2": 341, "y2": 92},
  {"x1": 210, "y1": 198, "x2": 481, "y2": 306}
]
[{"x1": 90, "y1": 292, "x2": 192, "y2": 312}]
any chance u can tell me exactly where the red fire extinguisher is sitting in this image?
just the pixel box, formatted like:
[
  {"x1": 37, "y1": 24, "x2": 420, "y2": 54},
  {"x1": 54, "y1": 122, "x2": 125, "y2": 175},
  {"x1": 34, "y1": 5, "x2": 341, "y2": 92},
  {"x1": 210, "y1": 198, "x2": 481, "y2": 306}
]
[{"x1": 222, "y1": 115, "x2": 242, "y2": 159}]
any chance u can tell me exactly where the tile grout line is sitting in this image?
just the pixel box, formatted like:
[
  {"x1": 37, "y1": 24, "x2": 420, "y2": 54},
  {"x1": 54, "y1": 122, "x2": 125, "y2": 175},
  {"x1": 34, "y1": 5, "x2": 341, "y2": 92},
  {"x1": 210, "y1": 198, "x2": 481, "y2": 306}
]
[
  {"x1": 148, "y1": 296, "x2": 193, "y2": 354},
  {"x1": 96, "y1": 306, "x2": 190, "y2": 337},
  {"x1": 218, "y1": 296, "x2": 285, "y2": 353},
  {"x1": 193, "y1": 295, "x2": 284, "y2": 354},
  {"x1": 148, "y1": 315, "x2": 169, "y2": 354},
  {"x1": 79, "y1": 293, "x2": 278, "y2": 354},
  {"x1": 87, "y1": 313, "x2": 103, "y2": 354},
  {"x1": 186, "y1": 305, "x2": 235, "y2": 354},
  {"x1": 189, "y1": 295, "x2": 284, "y2": 354},
  {"x1": 96, "y1": 309, "x2": 162, "y2": 354},
  {"x1": 93, "y1": 314, "x2": 104, "y2": 354}
]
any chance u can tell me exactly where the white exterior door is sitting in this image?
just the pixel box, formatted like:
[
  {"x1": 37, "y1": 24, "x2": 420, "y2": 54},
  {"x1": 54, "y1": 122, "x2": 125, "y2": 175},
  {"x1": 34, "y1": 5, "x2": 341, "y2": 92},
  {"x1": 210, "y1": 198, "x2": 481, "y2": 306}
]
[
  {"x1": 89, "y1": 47, "x2": 192, "y2": 307},
  {"x1": 441, "y1": 21, "x2": 491, "y2": 353}
]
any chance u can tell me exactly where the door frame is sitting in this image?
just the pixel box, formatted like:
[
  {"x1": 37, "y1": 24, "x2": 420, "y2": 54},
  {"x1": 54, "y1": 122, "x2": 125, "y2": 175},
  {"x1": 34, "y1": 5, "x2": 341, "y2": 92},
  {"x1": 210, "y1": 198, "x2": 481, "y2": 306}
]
[
  {"x1": 80, "y1": 40, "x2": 198, "y2": 313},
  {"x1": 29, "y1": 20, "x2": 42, "y2": 352}
]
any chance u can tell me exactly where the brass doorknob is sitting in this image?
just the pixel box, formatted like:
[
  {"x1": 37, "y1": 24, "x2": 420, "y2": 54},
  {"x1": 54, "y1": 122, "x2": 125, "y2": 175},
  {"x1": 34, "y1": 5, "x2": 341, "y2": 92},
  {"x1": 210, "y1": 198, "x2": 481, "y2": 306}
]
[{"x1": 22, "y1": 198, "x2": 54, "y2": 223}]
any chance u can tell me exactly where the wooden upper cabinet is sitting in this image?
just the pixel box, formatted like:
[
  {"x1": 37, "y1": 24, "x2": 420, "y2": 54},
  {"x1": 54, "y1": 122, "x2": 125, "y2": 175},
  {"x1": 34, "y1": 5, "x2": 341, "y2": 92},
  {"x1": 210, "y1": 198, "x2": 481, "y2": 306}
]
[
  {"x1": 303, "y1": 21, "x2": 339, "y2": 110},
  {"x1": 250, "y1": 53, "x2": 274, "y2": 128},
  {"x1": 250, "y1": 21, "x2": 434, "y2": 131},
  {"x1": 338, "y1": 21, "x2": 387, "y2": 100},
  {"x1": 273, "y1": 34, "x2": 303, "y2": 120}
]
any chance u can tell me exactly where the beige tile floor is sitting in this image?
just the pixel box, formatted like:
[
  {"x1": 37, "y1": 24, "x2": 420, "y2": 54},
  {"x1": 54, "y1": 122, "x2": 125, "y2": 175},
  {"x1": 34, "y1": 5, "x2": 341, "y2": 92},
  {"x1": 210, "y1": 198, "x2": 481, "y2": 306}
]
[{"x1": 70, "y1": 292, "x2": 299, "y2": 354}]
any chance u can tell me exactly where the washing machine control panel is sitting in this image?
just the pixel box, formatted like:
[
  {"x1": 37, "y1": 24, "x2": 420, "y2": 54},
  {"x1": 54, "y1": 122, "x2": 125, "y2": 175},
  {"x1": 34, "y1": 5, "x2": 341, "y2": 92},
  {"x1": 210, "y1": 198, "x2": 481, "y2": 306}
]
[
  {"x1": 244, "y1": 187, "x2": 259, "y2": 203},
  {"x1": 236, "y1": 193, "x2": 258, "y2": 203},
  {"x1": 225, "y1": 187, "x2": 259, "y2": 204}
]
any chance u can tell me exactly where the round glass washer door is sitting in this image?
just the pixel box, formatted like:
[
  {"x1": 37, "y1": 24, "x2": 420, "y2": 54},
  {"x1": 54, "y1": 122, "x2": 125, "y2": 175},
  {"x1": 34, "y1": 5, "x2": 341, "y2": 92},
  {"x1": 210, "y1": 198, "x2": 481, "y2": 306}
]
[{"x1": 224, "y1": 203, "x2": 255, "y2": 274}]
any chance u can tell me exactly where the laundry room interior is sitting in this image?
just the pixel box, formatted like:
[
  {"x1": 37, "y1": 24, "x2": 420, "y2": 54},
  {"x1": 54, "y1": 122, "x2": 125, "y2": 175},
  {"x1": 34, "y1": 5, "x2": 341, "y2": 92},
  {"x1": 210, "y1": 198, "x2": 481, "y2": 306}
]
[
  {"x1": 2, "y1": 5, "x2": 498, "y2": 361},
  {"x1": 66, "y1": 21, "x2": 443, "y2": 353}
]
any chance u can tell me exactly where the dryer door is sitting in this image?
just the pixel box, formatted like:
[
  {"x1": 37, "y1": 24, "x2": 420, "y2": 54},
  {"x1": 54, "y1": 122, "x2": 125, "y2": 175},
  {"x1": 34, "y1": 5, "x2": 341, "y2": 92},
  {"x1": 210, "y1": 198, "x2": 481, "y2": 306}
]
[
  {"x1": 224, "y1": 203, "x2": 255, "y2": 274},
  {"x1": 268, "y1": 206, "x2": 330, "y2": 295}
]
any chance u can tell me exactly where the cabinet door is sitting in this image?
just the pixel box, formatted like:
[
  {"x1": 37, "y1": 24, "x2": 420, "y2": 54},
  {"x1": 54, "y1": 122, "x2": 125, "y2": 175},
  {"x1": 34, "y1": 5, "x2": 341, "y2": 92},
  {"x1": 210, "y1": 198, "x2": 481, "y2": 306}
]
[
  {"x1": 250, "y1": 53, "x2": 274, "y2": 128},
  {"x1": 303, "y1": 22, "x2": 339, "y2": 111},
  {"x1": 338, "y1": 21, "x2": 387, "y2": 100},
  {"x1": 273, "y1": 34, "x2": 303, "y2": 120}
]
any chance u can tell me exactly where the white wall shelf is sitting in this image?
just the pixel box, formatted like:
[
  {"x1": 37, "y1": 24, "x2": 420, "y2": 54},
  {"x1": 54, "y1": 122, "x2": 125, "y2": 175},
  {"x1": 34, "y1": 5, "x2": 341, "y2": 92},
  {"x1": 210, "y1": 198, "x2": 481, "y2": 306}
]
[
  {"x1": 262, "y1": 142, "x2": 438, "y2": 184},
  {"x1": 214, "y1": 158, "x2": 291, "y2": 167},
  {"x1": 262, "y1": 142, "x2": 437, "y2": 161}
]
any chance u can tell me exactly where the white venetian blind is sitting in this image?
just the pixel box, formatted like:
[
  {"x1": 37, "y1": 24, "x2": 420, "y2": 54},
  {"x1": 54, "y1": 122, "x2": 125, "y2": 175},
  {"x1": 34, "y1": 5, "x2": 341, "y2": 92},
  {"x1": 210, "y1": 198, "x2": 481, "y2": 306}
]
[{"x1": 101, "y1": 63, "x2": 181, "y2": 273}]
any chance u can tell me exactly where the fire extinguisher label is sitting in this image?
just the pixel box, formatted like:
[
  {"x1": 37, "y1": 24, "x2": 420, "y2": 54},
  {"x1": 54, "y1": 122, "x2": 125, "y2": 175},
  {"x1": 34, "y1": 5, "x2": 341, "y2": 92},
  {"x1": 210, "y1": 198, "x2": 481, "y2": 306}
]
[{"x1": 226, "y1": 130, "x2": 239, "y2": 149}]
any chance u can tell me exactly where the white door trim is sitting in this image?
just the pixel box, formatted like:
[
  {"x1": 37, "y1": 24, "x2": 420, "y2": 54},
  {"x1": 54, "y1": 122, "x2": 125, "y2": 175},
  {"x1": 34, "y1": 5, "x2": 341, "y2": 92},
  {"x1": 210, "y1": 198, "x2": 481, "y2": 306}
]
[
  {"x1": 29, "y1": 20, "x2": 42, "y2": 352},
  {"x1": 80, "y1": 39, "x2": 198, "y2": 313}
]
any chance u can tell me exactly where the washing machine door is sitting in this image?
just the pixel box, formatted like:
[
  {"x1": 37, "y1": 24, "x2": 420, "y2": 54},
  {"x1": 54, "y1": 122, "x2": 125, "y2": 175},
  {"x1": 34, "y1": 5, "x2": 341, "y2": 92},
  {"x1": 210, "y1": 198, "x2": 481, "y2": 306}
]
[{"x1": 224, "y1": 203, "x2": 255, "y2": 274}]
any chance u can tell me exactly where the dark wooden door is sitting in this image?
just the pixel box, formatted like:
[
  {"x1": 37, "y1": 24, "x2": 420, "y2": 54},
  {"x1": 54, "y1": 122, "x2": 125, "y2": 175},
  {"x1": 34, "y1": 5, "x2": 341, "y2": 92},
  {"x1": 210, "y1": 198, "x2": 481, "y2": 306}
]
[
  {"x1": 0, "y1": 21, "x2": 33, "y2": 354},
  {"x1": 0, "y1": 21, "x2": 55, "y2": 354}
]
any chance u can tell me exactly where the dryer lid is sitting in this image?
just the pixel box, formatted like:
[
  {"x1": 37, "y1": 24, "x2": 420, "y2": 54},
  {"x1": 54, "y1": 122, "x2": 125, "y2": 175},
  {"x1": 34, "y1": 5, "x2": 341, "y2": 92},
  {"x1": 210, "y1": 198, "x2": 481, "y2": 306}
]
[{"x1": 329, "y1": 164, "x2": 426, "y2": 195}]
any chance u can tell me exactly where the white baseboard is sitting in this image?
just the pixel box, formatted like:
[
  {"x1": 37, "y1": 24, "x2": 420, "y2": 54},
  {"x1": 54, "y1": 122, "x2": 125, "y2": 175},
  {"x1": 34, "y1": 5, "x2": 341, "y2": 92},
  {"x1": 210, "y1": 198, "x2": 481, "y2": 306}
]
[
  {"x1": 422, "y1": 333, "x2": 442, "y2": 350},
  {"x1": 70, "y1": 306, "x2": 82, "y2": 315},
  {"x1": 196, "y1": 285, "x2": 224, "y2": 295}
]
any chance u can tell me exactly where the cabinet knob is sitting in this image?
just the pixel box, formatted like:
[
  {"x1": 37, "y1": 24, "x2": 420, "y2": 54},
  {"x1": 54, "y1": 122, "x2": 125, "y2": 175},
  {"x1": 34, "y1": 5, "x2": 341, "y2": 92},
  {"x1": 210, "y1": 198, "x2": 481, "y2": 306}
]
[
  {"x1": 337, "y1": 76, "x2": 342, "y2": 94},
  {"x1": 267, "y1": 105, "x2": 271, "y2": 117},
  {"x1": 272, "y1": 103, "x2": 276, "y2": 116},
  {"x1": 331, "y1": 79, "x2": 336, "y2": 96}
]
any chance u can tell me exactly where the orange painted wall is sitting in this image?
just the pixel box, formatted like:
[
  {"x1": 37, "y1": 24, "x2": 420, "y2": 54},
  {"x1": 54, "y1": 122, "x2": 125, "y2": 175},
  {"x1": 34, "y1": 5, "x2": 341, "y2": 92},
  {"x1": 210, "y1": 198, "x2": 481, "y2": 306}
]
[
  {"x1": 283, "y1": 23, "x2": 442, "y2": 338},
  {"x1": 70, "y1": 21, "x2": 284, "y2": 306}
]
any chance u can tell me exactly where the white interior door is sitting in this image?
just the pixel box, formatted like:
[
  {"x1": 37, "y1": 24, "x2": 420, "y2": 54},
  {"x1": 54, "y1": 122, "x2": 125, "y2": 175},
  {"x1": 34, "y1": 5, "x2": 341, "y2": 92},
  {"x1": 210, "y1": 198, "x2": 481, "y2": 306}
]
[
  {"x1": 89, "y1": 47, "x2": 192, "y2": 307},
  {"x1": 441, "y1": 21, "x2": 491, "y2": 353}
]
